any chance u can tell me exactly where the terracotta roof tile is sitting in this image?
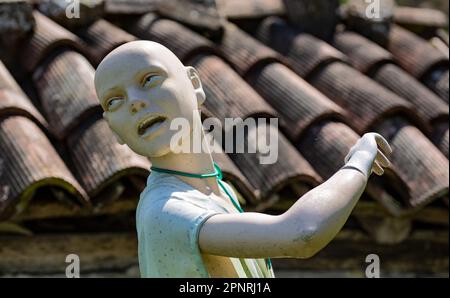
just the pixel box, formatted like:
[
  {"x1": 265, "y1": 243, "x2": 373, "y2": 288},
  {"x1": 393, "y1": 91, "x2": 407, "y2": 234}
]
[
  {"x1": 0, "y1": 89, "x2": 47, "y2": 130},
  {"x1": 227, "y1": 122, "x2": 321, "y2": 201},
  {"x1": 131, "y1": 13, "x2": 217, "y2": 62},
  {"x1": 0, "y1": 61, "x2": 47, "y2": 128},
  {"x1": 375, "y1": 117, "x2": 449, "y2": 209},
  {"x1": 157, "y1": 0, "x2": 224, "y2": 32},
  {"x1": 218, "y1": 23, "x2": 283, "y2": 77},
  {"x1": 0, "y1": 116, "x2": 88, "y2": 220},
  {"x1": 20, "y1": 11, "x2": 86, "y2": 74},
  {"x1": 394, "y1": 6, "x2": 448, "y2": 32},
  {"x1": 334, "y1": 31, "x2": 448, "y2": 132},
  {"x1": 432, "y1": 121, "x2": 449, "y2": 159},
  {"x1": 219, "y1": 0, "x2": 284, "y2": 20},
  {"x1": 103, "y1": 0, "x2": 160, "y2": 15},
  {"x1": 76, "y1": 19, "x2": 136, "y2": 66},
  {"x1": 424, "y1": 68, "x2": 449, "y2": 104},
  {"x1": 307, "y1": 62, "x2": 419, "y2": 132},
  {"x1": 257, "y1": 17, "x2": 347, "y2": 79},
  {"x1": 188, "y1": 54, "x2": 278, "y2": 121},
  {"x1": 246, "y1": 62, "x2": 346, "y2": 141},
  {"x1": 387, "y1": 25, "x2": 449, "y2": 80},
  {"x1": 66, "y1": 117, "x2": 150, "y2": 201},
  {"x1": 32, "y1": 50, "x2": 101, "y2": 139},
  {"x1": 333, "y1": 31, "x2": 393, "y2": 75},
  {"x1": 256, "y1": 17, "x2": 449, "y2": 210},
  {"x1": 0, "y1": 5, "x2": 447, "y2": 228}
]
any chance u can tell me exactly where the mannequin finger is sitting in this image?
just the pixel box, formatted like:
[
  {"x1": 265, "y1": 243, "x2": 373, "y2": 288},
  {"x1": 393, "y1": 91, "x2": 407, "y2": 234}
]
[
  {"x1": 376, "y1": 149, "x2": 391, "y2": 168},
  {"x1": 372, "y1": 161, "x2": 385, "y2": 176},
  {"x1": 374, "y1": 134, "x2": 392, "y2": 156}
]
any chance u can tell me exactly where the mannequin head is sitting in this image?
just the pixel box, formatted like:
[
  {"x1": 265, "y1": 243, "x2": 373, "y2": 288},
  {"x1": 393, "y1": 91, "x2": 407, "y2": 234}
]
[{"x1": 94, "y1": 40, "x2": 206, "y2": 157}]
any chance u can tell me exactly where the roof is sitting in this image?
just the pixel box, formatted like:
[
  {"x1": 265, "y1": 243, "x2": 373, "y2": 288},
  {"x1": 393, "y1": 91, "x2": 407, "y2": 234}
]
[{"x1": 0, "y1": 0, "x2": 448, "y2": 242}]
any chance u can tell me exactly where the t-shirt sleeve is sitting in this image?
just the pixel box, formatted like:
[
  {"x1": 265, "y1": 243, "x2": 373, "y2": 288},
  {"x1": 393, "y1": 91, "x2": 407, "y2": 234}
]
[{"x1": 137, "y1": 195, "x2": 220, "y2": 278}]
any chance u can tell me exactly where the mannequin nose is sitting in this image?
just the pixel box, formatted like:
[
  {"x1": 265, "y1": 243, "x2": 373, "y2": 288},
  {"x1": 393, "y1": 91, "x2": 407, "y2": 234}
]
[{"x1": 129, "y1": 100, "x2": 147, "y2": 114}]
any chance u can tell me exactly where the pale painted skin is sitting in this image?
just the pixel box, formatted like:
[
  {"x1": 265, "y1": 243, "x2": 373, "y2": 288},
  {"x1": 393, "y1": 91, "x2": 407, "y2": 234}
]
[{"x1": 95, "y1": 41, "x2": 392, "y2": 275}]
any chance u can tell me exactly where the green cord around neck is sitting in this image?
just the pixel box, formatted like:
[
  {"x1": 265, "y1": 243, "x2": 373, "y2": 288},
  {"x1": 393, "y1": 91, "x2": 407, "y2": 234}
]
[
  {"x1": 151, "y1": 163, "x2": 243, "y2": 212},
  {"x1": 150, "y1": 162, "x2": 272, "y2": 271}
]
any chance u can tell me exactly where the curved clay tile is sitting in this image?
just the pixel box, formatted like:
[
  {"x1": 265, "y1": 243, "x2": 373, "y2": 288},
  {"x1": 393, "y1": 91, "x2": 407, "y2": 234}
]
[
  {"x1": 187, "y1": 54, "x2": 278, "y2": 122},
  {"x1": 131, "y1": 13, "x2": 217, "y2": 62},
  {"x1": 296, "y1": 120, "x2": 430, "y2": 215},
  {"x1": 432, "y1": 122, "x2": 449, "y2": 159},
  {"x1": 387, "y1": 25, "x2": 448, "y2": 81},
  {"x1": 103, "y1": 0, "x2": 159, "y2": 14},
  {"x1": 394, "y1": 7, "x2": 448, "y2": 35},
  {"x1": 0, "y1": 61, "x2": 47, "y2": 128},
  {"x1": 374, "y1": 117, "x2": 449, "y2": 209},
  {"x1": 257, "y1": 19, "x2": 423, "y2": 133},
  {"x1": 246, "y1": 63, "x2": 346, "y2": 141},
  {"x1": 333, "y1": 31, "x2": 393, "y2": 75},
  {"x1": 228, "y1": 122, "x2": 321, "y2": 202},
  {"x1": 307, "y1": 62, "x2": 422, "y2": 133},
  {"x1": 218, "y1": 23, "x2": 282, "y2": 77},
  {"x1": 0, "y1": 89, "x2": 47, "y2": 130},
  {"x1": 257, "y1": 17, "x2": 346, "y2": 78},
  {"x1": 157, "y1": 0, "x2": 224, "y2": 33},
  {"x1": 372, "y1": 64, "x2": 448, "y2": 128},
  {"x1": 307, "y1": 64, "x2": 448, "y2": 210},
  {"x1": 32, "y1": 50, "x2": 101, "y2": 140},
  {"x1": 297, "y1": 121, "x2": 360, "y2": 180},
  {"x1": 20, "y1": 11, "x2": 86, "y2": 74},
  {"x1": 76, "y1": 19, "x2": 137, "y2": 66},
  {"x1": 66, "y1": 118, "x2": 151, "y2": 201},
  {"x1": 334, "y1": 32, "x2": 448, "y2": 130},
  {"x1": 424, "y1": 68, "x2": 449, "y2": 104},
  {"x1": 257, "y1": 18, "x2": 449, "y2": 210},
  {"x1": 221, "y1": 0, "x2": 284, "y2": 19},
  {"x1": 0, "y1": 116, "x2": 88, "y2": 220},
  {"x1": 438, "y1": 129, "x2": 449, "y2": 159}
]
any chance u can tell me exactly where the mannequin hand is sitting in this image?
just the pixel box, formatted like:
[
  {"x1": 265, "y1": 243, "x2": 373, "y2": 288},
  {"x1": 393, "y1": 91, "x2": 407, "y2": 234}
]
[{"x1": 344, "y1": 133, "x2": 392, "y2": 178}]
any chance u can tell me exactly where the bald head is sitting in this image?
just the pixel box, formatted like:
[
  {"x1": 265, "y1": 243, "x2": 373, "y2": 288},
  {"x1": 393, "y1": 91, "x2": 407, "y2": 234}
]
[
  {"x1": 93, "y1": 40, "x2": 206, "y2": 158},
  {"x1": 95, "y1": 41, "x2": 186, "y2": 102}
]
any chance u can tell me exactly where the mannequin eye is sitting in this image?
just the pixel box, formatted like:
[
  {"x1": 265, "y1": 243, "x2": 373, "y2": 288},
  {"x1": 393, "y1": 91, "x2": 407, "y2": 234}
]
[
  {"x1": 105, "y1": 97, "x2": 124, "y2": 111},
  {"x1": 142, "y1": 74, "x2": 162, "y2": 88}
]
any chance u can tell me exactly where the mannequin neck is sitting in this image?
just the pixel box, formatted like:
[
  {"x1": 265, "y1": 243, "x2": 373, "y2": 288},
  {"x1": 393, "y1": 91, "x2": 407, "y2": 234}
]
[{"x1": 149, "y1": 116, "x2": 221, "y2": 196}]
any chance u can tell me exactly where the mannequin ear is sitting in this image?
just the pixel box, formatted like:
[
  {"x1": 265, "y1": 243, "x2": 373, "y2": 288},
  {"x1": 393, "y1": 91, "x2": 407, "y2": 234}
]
[{"x1": 186, "y1": 66, "x2": 206, "y2": 106}]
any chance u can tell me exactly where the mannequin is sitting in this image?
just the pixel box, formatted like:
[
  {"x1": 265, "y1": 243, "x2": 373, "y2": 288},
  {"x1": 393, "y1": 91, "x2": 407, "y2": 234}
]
[{"x1": 94, "y1": 41, "x2": 392, "y2": 278}]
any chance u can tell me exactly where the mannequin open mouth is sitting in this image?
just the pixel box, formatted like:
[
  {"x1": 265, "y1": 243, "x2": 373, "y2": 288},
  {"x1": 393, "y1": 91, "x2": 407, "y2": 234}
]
[{"x1": 137, "y1": 115, "x2": 167, "y2": 139}]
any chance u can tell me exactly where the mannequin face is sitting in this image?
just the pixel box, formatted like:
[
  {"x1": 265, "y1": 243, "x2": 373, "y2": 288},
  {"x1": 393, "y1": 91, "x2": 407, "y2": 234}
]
[{"x1": 94, "y1": 41, "x2": 205, "y2": 157}]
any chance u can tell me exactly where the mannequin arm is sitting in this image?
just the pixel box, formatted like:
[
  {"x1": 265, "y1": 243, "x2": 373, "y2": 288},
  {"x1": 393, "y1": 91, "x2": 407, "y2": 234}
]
[{"x1": 199, "y1": 133, "x2": 392, "y2": 259}]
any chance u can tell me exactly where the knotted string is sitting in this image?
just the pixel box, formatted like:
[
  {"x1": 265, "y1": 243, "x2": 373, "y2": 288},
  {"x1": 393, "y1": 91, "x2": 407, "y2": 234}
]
[{"x1": 150, "y1": 162, "x2": 272, "y2": 271}]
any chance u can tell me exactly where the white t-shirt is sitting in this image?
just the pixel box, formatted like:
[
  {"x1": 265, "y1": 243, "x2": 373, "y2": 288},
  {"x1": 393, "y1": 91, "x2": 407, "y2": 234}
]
[{"x1": 136, "y1": 171, "x2": 275, "y2": 278}]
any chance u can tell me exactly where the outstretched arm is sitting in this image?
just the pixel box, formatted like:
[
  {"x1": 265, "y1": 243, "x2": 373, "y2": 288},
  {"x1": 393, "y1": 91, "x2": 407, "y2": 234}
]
[{"x1": 199, "y1": 133, "x2": 392, "y2": 259}]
